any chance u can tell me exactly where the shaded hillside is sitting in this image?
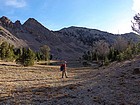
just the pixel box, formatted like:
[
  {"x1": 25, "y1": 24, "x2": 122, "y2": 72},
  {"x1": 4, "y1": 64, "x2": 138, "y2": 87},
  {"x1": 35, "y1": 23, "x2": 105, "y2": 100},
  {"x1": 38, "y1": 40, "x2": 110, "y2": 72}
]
[
  {"x1": 0, "y1": 26, "x2": 27, "y2": 47},
  {"x1": 0, "y1": 16, "x2": 140, "y2": 60}
]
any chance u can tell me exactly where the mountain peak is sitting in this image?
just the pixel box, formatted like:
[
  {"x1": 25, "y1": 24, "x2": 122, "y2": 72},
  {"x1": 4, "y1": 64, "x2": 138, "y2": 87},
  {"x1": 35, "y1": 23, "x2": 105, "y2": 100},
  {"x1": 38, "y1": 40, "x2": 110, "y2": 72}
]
[
  {"x1": 14, "y1": 20, "x2": 22, "y2": 29},
  {"x1": 23, "y1": 18, "x2": 39, "y2": 25},
  {"x1": 0, "y1": 16, "x2": 11, "y2": 22},
  {"x1": 15, "y1": 20, "x2": 21, "y2": 24},
  {"x1": 22, "y1": 17, "x2": 51, "y2": 36},
  {"x1": 27, "y1": 18, "x2": 37, "y2": 22},
  {"x1": 23, "y1": 18, "x2": 47, "y2": 29},
  {"x1": 0, "y1": 16, "x2": 13, "y2": 27}
]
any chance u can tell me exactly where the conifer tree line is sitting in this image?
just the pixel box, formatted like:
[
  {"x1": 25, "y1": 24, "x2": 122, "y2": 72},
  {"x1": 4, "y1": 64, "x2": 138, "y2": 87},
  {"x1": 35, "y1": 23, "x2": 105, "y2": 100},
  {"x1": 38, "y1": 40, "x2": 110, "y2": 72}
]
[
  {"x1": 0, "y1": 41, "x2": 51, "y2": 66},
  {"x1": 82, "y1": 38, "x2": 140, "y2": 66}
]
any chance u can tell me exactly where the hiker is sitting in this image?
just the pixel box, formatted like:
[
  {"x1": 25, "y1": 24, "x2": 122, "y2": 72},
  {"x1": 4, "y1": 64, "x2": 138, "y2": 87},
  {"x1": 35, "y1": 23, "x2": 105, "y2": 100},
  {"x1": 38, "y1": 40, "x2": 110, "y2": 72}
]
[{"x1": 60, "y1": 61, "x2": 68, "y2": 78}]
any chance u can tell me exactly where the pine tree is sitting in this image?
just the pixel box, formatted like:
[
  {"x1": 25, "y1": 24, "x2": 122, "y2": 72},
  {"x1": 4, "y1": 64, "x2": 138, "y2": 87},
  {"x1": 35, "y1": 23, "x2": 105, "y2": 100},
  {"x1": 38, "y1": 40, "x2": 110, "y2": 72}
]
[
  {"x1": 40, "y1": 45, "x2": 50, "y2": 64},
  {"x1": 108, "y1": 48, "x2": 115, "y2": 61},
  {"x1": 104, "y1": 56, "x2": 110, "y2": 66},
  {"x1": 117, "y1": 52, "x2": 124, "y2": 61},
  {"x1": 16, "y1": 48, "x2": 35, "y2": 66},
  {"x1": 125, "y1": 46, "x2": 133, "y2": 59},
  {"x1": 14, "y1": 48, "x2": 23, "y2": 56},
  {"x1": 0, "y1": 41, "x2": 8, "y2": 60},
  {"x1": 5, "y1": 48, "x2": 14, "y2": 61},
  {"x1": 24, "y1": 48, "x2": 35, "y2": 66},
  {"x1": 36, "y1": 52, "x2": 42, "y2": 61},
  {"x1": 6, "y1": 44, "x2": 15, "y2": 61},
  {"x1": 132, "y1": 44, "x2": 139, "y2": 55}
]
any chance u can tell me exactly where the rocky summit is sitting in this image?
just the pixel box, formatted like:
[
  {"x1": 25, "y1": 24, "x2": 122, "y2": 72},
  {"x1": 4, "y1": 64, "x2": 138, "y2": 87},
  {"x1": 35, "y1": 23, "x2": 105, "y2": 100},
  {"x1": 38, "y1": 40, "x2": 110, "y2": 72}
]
[{"x1": 0, "y1": 16, "x2": 140, "y2": 60}]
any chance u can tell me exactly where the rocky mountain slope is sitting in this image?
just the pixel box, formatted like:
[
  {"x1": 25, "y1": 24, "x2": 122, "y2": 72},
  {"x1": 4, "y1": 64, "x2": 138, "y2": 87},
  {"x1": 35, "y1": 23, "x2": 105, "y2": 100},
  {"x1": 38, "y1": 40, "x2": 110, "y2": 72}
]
[
  {"x1": 60, "y1": 26, "x2": 140, "y2": 46},
  {"x1": 0, "y1": 16, "x2": 140, "y2": 60},
  {"x1": 0, "y1": 17, "x2": 27, "y2": 47}
]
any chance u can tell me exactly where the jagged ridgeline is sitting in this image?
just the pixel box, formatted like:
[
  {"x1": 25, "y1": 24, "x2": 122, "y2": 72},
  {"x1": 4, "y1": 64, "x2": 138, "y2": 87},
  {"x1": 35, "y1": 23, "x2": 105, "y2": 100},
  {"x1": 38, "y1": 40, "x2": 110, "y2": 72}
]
[{"x1": 0, "y1": 16, "x2": 140, "y2": 60}]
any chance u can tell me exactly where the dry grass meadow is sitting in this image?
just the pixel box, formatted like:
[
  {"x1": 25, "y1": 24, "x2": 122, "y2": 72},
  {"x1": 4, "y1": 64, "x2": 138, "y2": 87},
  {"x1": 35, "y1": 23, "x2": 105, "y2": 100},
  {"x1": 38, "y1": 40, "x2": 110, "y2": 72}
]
[{"x1": 0, "y1": 57, "x2": 140, "y2": 105}]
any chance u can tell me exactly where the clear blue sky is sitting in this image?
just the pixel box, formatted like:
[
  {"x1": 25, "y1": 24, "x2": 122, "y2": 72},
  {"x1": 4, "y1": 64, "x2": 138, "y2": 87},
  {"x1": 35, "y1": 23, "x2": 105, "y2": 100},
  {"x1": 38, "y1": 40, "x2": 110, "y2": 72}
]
[{"x1": 0, "y1": 0, "x2": 139, "y2": 34}]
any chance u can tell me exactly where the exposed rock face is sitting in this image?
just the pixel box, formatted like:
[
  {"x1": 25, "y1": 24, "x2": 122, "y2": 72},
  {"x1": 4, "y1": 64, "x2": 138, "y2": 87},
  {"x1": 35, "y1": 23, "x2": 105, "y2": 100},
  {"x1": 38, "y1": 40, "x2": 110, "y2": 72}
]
[
  {"x1": 23, "y1": 18, "x2": 52, "y2": 41},
  {"x1": 60, "y1": 26, "x2": 140, "y2": 46},
  {"x1": 0, "y1": 16, "x2": 140, "y2": 60},
  {"x1": 0, "y1": 16, "x2": 13, "y2": 28},
  {"x1": 14, "y1": 20, "x2": 22, "y2": 29},
  {"x1": 0, "y1": 25, "x2": 28, "y2": 47}
]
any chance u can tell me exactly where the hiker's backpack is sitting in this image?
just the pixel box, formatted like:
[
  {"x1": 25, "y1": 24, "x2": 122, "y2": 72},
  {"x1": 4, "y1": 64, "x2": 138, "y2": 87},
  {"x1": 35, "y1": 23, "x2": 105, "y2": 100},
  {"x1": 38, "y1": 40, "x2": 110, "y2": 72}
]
[{"x1": 60, "y1": 64, "x2": 64, "y2": 71}]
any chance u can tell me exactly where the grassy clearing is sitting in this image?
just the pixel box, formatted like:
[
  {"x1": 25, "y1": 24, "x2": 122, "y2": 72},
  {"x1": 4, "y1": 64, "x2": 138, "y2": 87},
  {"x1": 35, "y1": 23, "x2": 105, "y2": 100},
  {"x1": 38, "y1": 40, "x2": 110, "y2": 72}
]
[
  {"x1": 0, "y1": 61, "x2": 81, "y2": 102},
  {"x1": 0, "y1": 57, "x2": 139, "y2": 104}
]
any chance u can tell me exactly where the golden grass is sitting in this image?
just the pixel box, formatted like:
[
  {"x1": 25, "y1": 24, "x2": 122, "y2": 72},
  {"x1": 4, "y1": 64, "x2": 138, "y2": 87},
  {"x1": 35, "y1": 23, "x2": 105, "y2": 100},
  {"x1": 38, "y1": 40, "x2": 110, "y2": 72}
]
[
  {"x1": 0, "y1": 57, "x2": 139, "y2": 104},
  {"x1": 0, "y1": 61, "x2": 81, "y2": 102}
]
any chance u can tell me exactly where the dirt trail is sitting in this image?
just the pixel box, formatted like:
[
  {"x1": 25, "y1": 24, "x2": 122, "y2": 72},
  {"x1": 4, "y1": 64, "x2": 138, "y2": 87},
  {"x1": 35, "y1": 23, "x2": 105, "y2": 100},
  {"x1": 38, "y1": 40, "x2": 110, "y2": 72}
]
[{"x1": 0, "y1": 57, "x2": 140, "y2": 105}]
